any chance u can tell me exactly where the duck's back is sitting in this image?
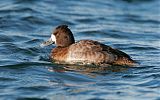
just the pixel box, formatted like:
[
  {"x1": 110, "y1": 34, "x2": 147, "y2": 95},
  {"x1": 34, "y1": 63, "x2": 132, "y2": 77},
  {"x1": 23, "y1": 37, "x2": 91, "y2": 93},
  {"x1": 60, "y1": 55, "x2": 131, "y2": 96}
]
[{"x1": 66, "y1": 40, "x2": 135, "y2": 66}]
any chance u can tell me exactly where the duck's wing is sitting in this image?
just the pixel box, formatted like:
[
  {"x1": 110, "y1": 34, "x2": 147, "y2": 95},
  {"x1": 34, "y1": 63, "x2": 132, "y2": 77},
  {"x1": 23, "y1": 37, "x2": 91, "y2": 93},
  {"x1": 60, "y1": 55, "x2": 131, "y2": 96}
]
[
  {"x1": 100, "y1": 43, "x2": 135, "y2": 65},
  {"x1": 66, "y1": 40, "x2": 114, "y2": 64},
  {"x1": 67, "y1": 40, "x2": 135, "y2": 66},
  {"x1": 70, "y1": 40, "x2": 103, "y2": 52}
]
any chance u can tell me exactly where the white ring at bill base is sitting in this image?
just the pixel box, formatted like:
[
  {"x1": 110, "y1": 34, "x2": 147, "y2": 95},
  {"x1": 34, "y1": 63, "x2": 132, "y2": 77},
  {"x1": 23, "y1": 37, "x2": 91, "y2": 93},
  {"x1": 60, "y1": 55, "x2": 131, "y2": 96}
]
[{"x1": 51, "y1": 34, "x2": 56, "y2": 44}]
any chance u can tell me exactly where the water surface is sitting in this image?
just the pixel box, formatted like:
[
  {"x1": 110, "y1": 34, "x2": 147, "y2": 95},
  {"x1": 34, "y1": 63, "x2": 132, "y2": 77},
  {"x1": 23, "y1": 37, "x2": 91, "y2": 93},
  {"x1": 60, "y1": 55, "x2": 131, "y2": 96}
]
[{"x1": 0, "y1": 0, "x2": 160, "y2": 100}]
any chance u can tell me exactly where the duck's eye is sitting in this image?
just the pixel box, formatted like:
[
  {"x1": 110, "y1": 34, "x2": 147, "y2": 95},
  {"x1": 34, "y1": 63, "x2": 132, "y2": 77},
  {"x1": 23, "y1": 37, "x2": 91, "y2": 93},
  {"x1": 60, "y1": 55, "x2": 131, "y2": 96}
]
[{"x1": 54, "y1": 32, "x2": 58, "y2": 35}]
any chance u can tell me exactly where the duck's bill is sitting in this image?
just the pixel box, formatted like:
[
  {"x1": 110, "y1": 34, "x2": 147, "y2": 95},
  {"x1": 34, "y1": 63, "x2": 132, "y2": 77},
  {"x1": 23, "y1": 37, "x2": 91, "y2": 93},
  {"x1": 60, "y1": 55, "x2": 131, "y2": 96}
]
[{"x1": 40, "y1": 38, "x2": 55, "y2": 47}]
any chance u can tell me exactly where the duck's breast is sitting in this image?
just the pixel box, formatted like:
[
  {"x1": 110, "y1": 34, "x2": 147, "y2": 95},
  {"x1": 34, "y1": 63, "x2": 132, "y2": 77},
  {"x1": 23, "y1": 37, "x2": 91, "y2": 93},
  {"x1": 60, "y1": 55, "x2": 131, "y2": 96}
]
[{"x1": 51, "y1": 47, "x2": 69, "y2": 62}]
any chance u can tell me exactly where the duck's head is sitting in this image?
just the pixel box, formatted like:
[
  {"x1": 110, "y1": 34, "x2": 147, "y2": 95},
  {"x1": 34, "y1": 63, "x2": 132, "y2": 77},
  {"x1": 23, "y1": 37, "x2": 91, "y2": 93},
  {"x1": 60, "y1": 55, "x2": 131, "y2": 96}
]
[{"x1": 41, "y1": 25, "x2": 75, "y2": 47}]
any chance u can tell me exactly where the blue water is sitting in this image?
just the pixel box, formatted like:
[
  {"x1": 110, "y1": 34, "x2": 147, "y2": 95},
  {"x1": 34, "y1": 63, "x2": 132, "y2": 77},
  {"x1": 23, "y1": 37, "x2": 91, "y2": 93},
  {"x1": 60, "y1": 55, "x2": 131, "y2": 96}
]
[{"x1": 0, "y1": 0, "x2": 160, "y2": 100}]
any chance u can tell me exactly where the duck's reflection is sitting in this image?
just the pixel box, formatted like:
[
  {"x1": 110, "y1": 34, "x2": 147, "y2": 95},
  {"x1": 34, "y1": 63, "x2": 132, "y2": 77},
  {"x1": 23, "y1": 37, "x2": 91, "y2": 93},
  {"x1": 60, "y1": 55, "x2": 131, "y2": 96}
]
[{"x1": 47, "y1": 64, "x2": 130, "y2": 77}]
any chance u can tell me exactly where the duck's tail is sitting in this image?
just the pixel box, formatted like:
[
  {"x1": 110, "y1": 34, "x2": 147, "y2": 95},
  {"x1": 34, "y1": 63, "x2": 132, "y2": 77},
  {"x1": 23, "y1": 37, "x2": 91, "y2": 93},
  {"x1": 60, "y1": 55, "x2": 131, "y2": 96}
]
[{"x1": 113, "y1": 57, "x2": 137, "y2": 66}]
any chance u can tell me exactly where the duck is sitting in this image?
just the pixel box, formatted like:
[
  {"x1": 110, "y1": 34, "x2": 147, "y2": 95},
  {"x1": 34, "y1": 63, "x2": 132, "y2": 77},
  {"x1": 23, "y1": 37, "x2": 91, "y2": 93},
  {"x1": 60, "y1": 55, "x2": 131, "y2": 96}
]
[{"x1": 41, "y1": 25, "x2": 136, "y2": 66}]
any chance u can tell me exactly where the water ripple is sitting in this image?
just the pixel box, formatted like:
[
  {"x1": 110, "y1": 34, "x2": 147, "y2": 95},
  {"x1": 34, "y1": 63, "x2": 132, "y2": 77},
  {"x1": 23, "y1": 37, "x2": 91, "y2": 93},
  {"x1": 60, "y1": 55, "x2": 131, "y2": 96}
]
[{"x1": 0, "y1": 0, "x2": 159, "y2": 100}]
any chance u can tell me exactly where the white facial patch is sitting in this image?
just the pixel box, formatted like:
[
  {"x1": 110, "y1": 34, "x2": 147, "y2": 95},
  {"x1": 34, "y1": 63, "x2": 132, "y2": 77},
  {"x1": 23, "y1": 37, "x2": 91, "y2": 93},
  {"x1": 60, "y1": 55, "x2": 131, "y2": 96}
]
[{"x1": 51, "y1": 34, "x2": 56, "y2": 44}]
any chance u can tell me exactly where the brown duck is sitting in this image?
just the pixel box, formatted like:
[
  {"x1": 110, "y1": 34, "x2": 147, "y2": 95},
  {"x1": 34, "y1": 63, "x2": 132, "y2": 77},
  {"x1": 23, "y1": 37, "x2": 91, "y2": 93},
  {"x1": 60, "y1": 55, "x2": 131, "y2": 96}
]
[{"x1": 41, "y1": 25, "x2": 136, "y2": 66}]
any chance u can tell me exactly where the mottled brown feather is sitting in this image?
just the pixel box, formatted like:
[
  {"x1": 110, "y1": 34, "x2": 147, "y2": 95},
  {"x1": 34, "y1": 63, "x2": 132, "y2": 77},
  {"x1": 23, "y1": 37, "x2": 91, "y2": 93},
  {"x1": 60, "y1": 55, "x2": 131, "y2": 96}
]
[{"x1": 51, "y1": 47, "x2": 69, "y2": 62}]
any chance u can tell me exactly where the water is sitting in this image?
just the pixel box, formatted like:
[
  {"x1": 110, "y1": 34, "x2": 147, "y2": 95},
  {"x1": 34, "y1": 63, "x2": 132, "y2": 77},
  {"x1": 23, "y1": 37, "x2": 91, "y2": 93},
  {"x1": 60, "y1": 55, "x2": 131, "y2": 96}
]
[{"x1": 0, "y1": 0, "x2": 160, "y2": 100}]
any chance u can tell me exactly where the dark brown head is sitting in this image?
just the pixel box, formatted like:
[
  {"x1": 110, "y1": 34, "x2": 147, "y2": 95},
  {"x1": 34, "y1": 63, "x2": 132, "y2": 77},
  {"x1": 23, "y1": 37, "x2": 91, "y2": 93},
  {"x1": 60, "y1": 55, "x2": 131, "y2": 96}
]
[
  {"x1": 41, "y1": 25, "x2": 75, "y2": 47},
  {"x1": 53, "y1": 25, "x2": 75, "y2": 47}
]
